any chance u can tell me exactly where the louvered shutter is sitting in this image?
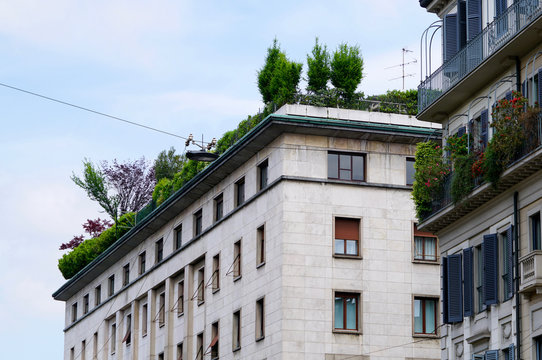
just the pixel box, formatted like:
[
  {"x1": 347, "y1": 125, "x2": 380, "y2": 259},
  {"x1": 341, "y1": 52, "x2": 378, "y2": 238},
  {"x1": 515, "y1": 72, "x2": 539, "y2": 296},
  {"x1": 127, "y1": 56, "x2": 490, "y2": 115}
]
[
  {"x1": 467, "y1": 0, "x2": 482, "y2": 41},
  {"x1": 463, "y1": 247, "x2": 474, "y2": 316},
  {"x1": 445, "y1": 14, "x2": 458, "y2": 62},
  {"x1": 447, "y1": 253, "x2": 463, "y2": 322},
  {"x1": 495, "y1": 0, "x2": 507, "y2": 16},
  {"x1": 506, "y1": 91, "x2": 513, "y2": 101},
  {"x1": 481, "y1": 110, "x2": 488, "y2": 149},
  {"x1": 538, "y1": 68, "x2": 542, "y2": 105},
  {"x1": 442, "y1": 257, "x2": 449, "y2": 324},
  {"x1": 485, "y1": 349, "x2": 498, "y2": 360},
  {"x1": 468, "y1": 119, "x2": 474, "y2": 152},
  {"x1": 483, "y1": 234, "x2": 499, "y2": 305},
  {"x1": 522, "y1": 81, "x2": 526, "y2": 97},
  {"x1": 509, "y1": 343, "x2": 515, "y2": 360},
  {"x1": 458, "y1": 0, "x2": 467, "y2": 49},
  {"x1": 457, "y1": 126, "x2": 466, "y2": 137},
  {"x1": 506, "y1": 225, "x2": 514, "y2": 300}
]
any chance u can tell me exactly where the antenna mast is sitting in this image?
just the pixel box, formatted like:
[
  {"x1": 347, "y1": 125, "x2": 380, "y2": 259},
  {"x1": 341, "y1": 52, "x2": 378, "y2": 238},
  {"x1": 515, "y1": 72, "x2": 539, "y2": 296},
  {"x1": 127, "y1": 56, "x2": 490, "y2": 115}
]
[{"x1": 386, "y1": 48, "x2": 417, "y2": 89}]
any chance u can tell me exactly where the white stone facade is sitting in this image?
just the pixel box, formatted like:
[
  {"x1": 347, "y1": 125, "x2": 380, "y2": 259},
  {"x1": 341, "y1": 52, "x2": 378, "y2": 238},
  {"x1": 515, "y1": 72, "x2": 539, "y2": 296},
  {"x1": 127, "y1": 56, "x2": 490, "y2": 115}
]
[{"x1": 54, "y1": 105, "x2": 441, "y2": 360}]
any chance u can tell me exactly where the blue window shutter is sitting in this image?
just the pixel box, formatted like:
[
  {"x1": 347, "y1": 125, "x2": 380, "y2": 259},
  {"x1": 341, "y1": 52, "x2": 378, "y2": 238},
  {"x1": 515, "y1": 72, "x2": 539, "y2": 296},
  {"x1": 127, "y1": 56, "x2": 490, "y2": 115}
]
[
  {"x1": 485, "y1": 349, "x2": 498, "y2": 360},
  {"x1": 463, "y1": 248, "x2": 474, "y2": 316},
  {"x1": 445, "y1": 14, "x2": 458, "y2": 62},
  {"x1": 467, "y1": 0, "x2": 482, "y2": 41},
  {"x1": 505, "y1": 91, "x2": 513, "y2": 101},
  {"x1": 442, "y1": 257, "x2": 449, "y2": 324},
  {"x1": 509, "y1": 343, "x2": 515, "y2": 360},
  {"x1": 447, "y1": 253, "x2": 463, "y2": 322},
  {"x1": 483, "y1": 234, "x2": 499, "y2": 305},
  {"x1": 506, "y1": 226, "x2": 514, "y2": 300},
  {"x1": 457, "y1": 126, "x2": 466, "y2": 137},
  {"x1": 480, "y1": 110, "x2": 488, "y2": 149},
  {"x1": 495, "y1": 0, "x2": 507, "y2": 16},
  {"x1": 538, "y1": 68, "x2": 542, "y2": 105},
  {"x1": 522, "y1": 81, "x2": 526, "y2": 97},
  {"x1": 458, "y1": 0, "x2": 467, "y2": 49}
]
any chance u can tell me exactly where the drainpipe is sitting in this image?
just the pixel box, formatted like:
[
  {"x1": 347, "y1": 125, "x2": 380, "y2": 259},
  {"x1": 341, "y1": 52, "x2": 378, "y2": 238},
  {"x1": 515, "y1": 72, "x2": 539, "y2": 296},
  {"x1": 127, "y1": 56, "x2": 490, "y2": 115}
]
[{"x1": 514, "y1": 191, "x2": 521, "y2": 359}]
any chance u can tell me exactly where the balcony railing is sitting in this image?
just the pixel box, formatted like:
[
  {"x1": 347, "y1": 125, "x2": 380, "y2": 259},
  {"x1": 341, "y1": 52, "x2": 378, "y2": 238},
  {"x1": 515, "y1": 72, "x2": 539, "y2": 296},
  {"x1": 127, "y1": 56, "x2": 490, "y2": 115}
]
[
  {"x1": 520, "y1": 250, "x2": 542, "y2": 295},
  {"x1": 418, "y1": 0, "x2": 542, "y2": 114}
]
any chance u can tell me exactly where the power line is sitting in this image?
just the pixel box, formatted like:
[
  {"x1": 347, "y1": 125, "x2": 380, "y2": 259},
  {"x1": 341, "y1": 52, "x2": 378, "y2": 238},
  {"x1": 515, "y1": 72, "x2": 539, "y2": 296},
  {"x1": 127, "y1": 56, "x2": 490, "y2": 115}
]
[{"x1": 0, "y1": 81, "x2": 194, "y2": 142}]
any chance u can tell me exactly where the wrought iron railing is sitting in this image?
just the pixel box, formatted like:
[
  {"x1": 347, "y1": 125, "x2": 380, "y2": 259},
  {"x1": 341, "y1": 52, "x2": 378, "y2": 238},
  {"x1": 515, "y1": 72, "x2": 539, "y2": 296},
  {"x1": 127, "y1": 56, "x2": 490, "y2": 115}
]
[{"x1": 418, "y1": 0, "x2": 542, "y2": 113}]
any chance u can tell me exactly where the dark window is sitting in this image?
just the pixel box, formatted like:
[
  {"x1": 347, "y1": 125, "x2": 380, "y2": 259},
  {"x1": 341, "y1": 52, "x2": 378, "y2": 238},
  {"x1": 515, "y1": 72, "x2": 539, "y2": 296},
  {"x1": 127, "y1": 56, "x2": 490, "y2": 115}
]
[
  {"x1": 235, "y1": 178, "x2": 245, "y2": 207},
  {"x1": 177, "y1": 343, "x2": 183, "y2": 360},
  {"x1": 334, "y1": 292, "x2": 359, "y2": 331},
  {"x1": 483, "y1": 234, "x2": 499, "y2": 305},
  {"x1": 197, "y1": 267, "x2": 205, "y2": 304},
  {"x1": 196, "y1": 333, "x2": 203, "y2": 360},
  {"x1": 72, "y1": 302, "x2": 78, "y2": 323},
  {"x1": 175, "y1": 225, "x2": 182, "y2": 250},
  {"x1": 257, "y1": 225, "x2": 265, "y2": 266},
  {"x1": 123, "y1": 314, "x2": 131, "y2": 346},
  {"x1": 256, "y1": 298, "x2": 265, "y2": 340},
  {"x1": 139, "y1": 252, "x2": 146, "y2": 275},
  {"x1": 258, "y1": 160, "x2": 268, "y2": 190},
  {"x1": 177, "y1": 281, "x2": 184, "y2": 315},
  {"x1": 501, "y1": 226, "x2": 514, "y2": 301},
  {"x1": 233, "y1": 240, "x2": 241, "y2": 278},
  {"x1": 475, "y1": 245, "x2": 486, "y2": 313},
  {"x1": 532, "y1": 212, "x2": 541, "y2": 250},
  {"x1": 463, "y1": 248, "x2": 474, "y2": 317},
  {"x1": 110, "y1": 323, "x2": 116, "y2": 354},
  {"x1": 122, "y1": 264, "x2": 130, "y2": 286},
  {"x1": 232, "y1": 310, "x2": 241, "y2": 350},
  {"x1": 194, "y1": 210, "x2": 203, "y2": 237},
  {"x1": 108, "y1": 275, "x2": 115, "y2": 297},
  {"x1": 414, "y1": 297, "x2": 437, "y2": 335},
  {"x1": 95, "y1": 285, "x2": 101, "y2": 306},
  {"x1": 446, "y1": 253, "x2": 463, "y2": 322},
  {"x1": 158, "y1": 292, "x2": 165, "y2": 327},
  {"x1": 406, "y1": 158, "x2": 415, "y2": 186},
  {"x1": 214, "y1": 195, "x2": 223, "y2": 222},
  {"x1": 155, "y1": 239, "x2": 164, "y2": 263},
  {"x1": 212, "y1": 254, "x2": 220, "y2": 292},
  {"x1": 328, "y1": 152, "x2": 365, "y2": 181},
  {"x1": 413, "y1": 225, "x2": 437, "y2": 261},
  {"x1": 83, "y1": 294, "x2": 89, "y2": 314},
  {"x1": 141, "y1": 303, "x2": 148, "y2": 336},
  {"x1": 211, "y1": 321, "x2": 219, "y2": 359},
  {"x1": 334, "y1": 217, "x2": 360, "y2": 256}
]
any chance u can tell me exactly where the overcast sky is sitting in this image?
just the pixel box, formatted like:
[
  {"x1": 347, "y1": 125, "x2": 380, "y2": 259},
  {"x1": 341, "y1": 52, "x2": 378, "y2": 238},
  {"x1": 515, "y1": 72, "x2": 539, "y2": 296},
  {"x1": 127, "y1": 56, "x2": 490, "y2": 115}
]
[{"x1": 0, "y1": 1, "x2": 440, "y2": 358}]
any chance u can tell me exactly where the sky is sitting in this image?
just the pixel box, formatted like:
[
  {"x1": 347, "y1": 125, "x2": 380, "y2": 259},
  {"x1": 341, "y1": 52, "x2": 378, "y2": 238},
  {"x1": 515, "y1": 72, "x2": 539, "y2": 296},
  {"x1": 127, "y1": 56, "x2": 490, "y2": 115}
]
[{"x1": 0, "y1": 1, "x2": 440, "y2": 358}]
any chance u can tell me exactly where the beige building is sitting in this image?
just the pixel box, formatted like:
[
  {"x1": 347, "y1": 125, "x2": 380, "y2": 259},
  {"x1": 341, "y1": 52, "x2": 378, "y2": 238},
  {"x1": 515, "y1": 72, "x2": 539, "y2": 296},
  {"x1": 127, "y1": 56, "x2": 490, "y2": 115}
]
[
  {"x1": 417, "y1": 0, "x2": 542, "y2": 359},
  {"x1": 53, "y1": 105, "x2": 441, "y2": 360}
]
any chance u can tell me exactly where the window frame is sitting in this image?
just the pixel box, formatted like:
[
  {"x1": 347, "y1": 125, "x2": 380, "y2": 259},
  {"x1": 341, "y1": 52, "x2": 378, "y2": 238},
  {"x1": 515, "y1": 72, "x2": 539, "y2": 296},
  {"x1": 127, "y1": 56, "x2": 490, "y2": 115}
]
[
  {"x1": 110, "y1": 322, "x2": 116, "y2": 354},
  {"x1": 233, "y1": 240, "x2": 242, "y2": 280},
  {"x1": 177, "y1": 280, "x2": 184, "y2": 316},
  {"x1": 256, "y1": 225, "x2": 266, "y2": 267},
  {"x1": 71, "y1": 302, "x2": 78, "y2": 323},
  {"x1": 412, "y1": 224, "x2": 438, "y2": 263},
  {"x1": 214, "y1": 194, "x2": 224, "y2": 223},
  {"x1": 232, "y1": 309, "x2": 241, "y2": 351},
  {"x1": 155, "y1": 238, "x2": 164, "y2": 264},
  {"x1": 406, "y1": 157, "x2": 415, "y2": 186},
  {"x1": 138, "y1": 251, "x2": 146, "y2": 275},
  {"x1": 255, "y1": 297, "x2": 265, "y2": 341},
  {"x1": 158, "y1": 292, "x2": 166, "y2": 327},
  {"x1": 95, "y1": 285, "x2": 102, "y2": 306},
  {"x1": 333, "y1": 216, "x2": 362, "y2": 259},
  {"x1": 327, "y1": 151, "x2": 366, "y2": 182},
  {"x1": 211, "y1": 321, "x2": 219, "y2": 359},
  {"x1": 212, "y1": 254, "x2": 220, "y2": 293},
  {"x1": 531, "y1": 212, "x2": 541, "y2": 251},
  {"x1": 141, "y1": 302, "x2": 148, "y2": 337},
  {"x1": 333, "y1": 291, "x2": 361, "y2": 334},
  {"x1": 175, "y1": 224, "x2": 183, "y2": 250},
  {"x1": 122, "y1": 263, "x2": 130, "y2": 286},
  {"x1": 194, "y1": 209, "x2": 203, "y2": 237},
  {"x1": 258, "y1": 159, "x2": 269, "y2": 191},
  {"x1": 197, "y1": 267, "x2": 205, "y2": 305},
  {"x1": 83, "y1": 294, "x2": 89, "y2": 315},
  {"x1": 108, "y1": 275, "x2": 115, "y2": 297},
  {"x1": 235, "y1": 177, "x2": 246, "y2": 207},
  {"x1": 412, "y1": 295, "x2": 439, "y2": 337}
]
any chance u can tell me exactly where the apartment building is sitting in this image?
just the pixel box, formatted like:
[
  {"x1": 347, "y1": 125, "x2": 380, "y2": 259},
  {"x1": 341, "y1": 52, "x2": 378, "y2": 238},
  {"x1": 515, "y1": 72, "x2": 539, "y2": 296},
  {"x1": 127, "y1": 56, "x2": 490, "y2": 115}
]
[
  {"x1": 53, "y1": 104, "x2": 441, "y2": 360},
  {"x1": 417, "y1": 0, "x2": 542, "y2": 359}
]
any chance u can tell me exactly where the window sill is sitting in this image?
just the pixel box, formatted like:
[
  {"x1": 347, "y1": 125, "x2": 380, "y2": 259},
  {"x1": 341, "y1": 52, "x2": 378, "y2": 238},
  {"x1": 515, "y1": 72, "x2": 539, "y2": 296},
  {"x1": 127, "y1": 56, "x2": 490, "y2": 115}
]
[
  {"x1": 159, "y1": 323, "x2": 165, "y2": 328},
  {"x1": 332, "y1": 329, "x2": 362, "y2": 335},
  {"x1": 412, "y1": 259, "x2": 439, "y2": 265},
  {"x1": 255, "y1": 335, "x2": 265, "y2": 342},
  {"x1": 233, "y1": 346, "x2": 241, "y2": 352},
  {"x1": 233, "y1": 275, "x2": 242, "y2": 282},
  {"x1": 177, "y1": 312, "x2": 184, "y2": 317},
  {"x1": 333, "y1": 254, "x2": 362, "y2": 260},
  {"x1": 212, "y1": 288, "x2": 220, "y2": 294},
  {"x1": 197, "y1": 300, "x2": 205, "y2": 306},
  {"x1": 142, "y1": 333, "x2": 147, "y2": 338},
  {"x1": 413, "y1": 333, "x2": 438, "y2": 339},
  {"x1": 256, "y1": 262, "x2": 265, "y2": 269}
]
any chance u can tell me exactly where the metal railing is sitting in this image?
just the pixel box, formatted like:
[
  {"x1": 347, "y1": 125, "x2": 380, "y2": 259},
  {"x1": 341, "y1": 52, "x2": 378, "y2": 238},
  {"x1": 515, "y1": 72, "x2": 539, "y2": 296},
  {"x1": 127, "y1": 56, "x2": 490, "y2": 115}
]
[
  {"x1": 294, "y1": 93, "x2": 417, "y2": 115},
  {"x1": 418, "y1": 0, "x2": 542, "y2": 113}
]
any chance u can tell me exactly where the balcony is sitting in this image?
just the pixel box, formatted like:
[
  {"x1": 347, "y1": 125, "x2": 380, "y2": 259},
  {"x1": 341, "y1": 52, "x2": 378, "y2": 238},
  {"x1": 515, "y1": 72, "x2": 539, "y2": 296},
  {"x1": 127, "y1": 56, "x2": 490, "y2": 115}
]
[
  {"x1": 520, "y1": 250, "x2": 542, "y2": 295},
  {"x1": 418, "y1": 0, "x2": 542, "y2": 121}
]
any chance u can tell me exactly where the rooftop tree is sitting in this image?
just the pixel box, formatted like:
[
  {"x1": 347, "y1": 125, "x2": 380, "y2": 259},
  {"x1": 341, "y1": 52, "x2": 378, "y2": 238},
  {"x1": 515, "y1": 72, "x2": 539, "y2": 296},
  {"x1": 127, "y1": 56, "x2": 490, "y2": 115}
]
[
  {"x1": 306, "y1": 37, "x2": 330, "y2": 92},
  {"x1": 154, "y1": 146, "x2": 186, "y2": 182},
  {"x1": 330, "y1": 43, "x2": 364, "y2": 100}
]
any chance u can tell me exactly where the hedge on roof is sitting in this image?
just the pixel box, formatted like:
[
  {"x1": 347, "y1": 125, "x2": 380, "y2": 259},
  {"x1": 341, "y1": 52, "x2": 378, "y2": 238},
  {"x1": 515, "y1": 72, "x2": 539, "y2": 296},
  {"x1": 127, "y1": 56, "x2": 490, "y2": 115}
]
[{"x1": 58, "y1": 213, "x2": 135, "y2": 279}]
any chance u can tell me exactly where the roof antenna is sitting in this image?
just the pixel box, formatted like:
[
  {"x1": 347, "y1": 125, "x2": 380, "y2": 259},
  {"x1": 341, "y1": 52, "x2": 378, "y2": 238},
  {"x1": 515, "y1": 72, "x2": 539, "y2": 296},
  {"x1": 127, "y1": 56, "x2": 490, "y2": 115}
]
[{"x1": 386, "y1": 48, "x2": 417, "y2": 89}]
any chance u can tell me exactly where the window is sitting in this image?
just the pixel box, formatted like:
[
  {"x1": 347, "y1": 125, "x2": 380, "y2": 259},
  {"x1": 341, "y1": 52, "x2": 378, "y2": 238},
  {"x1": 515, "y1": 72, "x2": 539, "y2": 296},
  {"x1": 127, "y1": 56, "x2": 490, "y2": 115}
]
[
  {"x1": 255, "y1": 297, "x2": 265, "y2": 340},
  {"x1": 81, "y1": 340, "x2": 86, "y2": 360},
  {"x1": 500, "y1": 227, "x2": 514, "y2": 302},
  {"x1": 212, "y1": 254, "x2": 220, "y2": 292},
  {"x1": 475, "y1": 245, "x2": 486, "y2": 313},
  {"x1": 214, "y1": 194, "x2": 223, "y2": 222},
  {"x1": 197, "y1": 267, "x2": 205, "y2": 304},
  {"x1": 83, "y1": 294, "x2": 89, "y2": 315},
  {"x1": 328, "y1": 152, "x2": 365, "y2": 181},
  {"x1": 141, "y1": 303, "x2": 148, "y2": 336},
  {"x1": 194, "y1": 209, "x2": 203, "y2": 237},
  {"x1": 536, "y1": 336, "x2": 542, "y2": 360},
  {"x1": 532, "y1": 212, "x2": 541, "y2": 250},
  {"x1": 158, "y1": 353, "x2": 164, "y2": 360},
  {"x1": 233, "y1": 240, "x2": 242, "y2": 279},
  {"x1": 334, "y1": 217, "x2": 360, "y2": 257},
  {"x1": 196, "y1": 333, "x2": 204, "y2": 360},
  {"x1": 334, "y1": 292, "x2": 359, "y2": 331},
  {"x1": 155, "y1": 238, "x2": 164, "y2": 264},
  {"x1": 413, "y1": 224, "x2": 437, "y2": 262},
  {"x1": 158, "y1": 292, "x2": 165, "y2": 327},
  {"x1": 232, "y1": 310, "x2": 241, "y2": 351},
  {"x1": 175, "y1": 224, "x2": 182, "y2": 250},
  {"x1": 70, "y1": 347, "x2": 74, "y2": 360},
  {"x1": 177, "y1": 281, "x2": 184, "y2": 316},
  {"x1": 110, "y1": 322, "x2": 116, "y2": 354},
  {"x1": 139, "y1": 252, "x2": 146, "y2": 275},
  {"x1": 93, "y1": 332, "x2": 98, "y2": 359},
  {"x1": 413, "y1": 297, "x2": 437, "y2": 336},
  {"x1": 108, "y1": 275, "x2": 115, "y2": 297},
  {"x1": 95, "y1": 285, "x2": 101, "y2": 306},
  {"x1": 406, "y1": 157, "x2": 415, "y2": 186},
  {"x1": 123, "y1": 314, "x2": 131, "y2": 346},
  {"x1": 211, "y1": 321, "x2": 219, "y2": 359},
  {"x1": 123, "y1": 264, "x2": 130, "y2": 286},
  {"x1": 235, "y1": 177, "x2": 245, "y2": 207},
  {"x1": 71, "y1": 302, "x2": 78, "y2": 323},
  {"x1": 257, "y1": 225, "x2": 265, "y2": 266},
  {"x1": 177, "y1": 342, "x2": 183, "y2": 360},
  {"x1": 258, "y1": 160, "x2": 268, "y2": 190}
]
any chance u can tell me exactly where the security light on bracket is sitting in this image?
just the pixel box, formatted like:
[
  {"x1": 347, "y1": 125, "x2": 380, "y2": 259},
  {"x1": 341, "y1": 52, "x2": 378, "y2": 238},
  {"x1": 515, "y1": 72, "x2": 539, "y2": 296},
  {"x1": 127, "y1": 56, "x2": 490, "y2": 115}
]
[{"x1": 185, "y1": 134, "x2": 218, "y2": 161}]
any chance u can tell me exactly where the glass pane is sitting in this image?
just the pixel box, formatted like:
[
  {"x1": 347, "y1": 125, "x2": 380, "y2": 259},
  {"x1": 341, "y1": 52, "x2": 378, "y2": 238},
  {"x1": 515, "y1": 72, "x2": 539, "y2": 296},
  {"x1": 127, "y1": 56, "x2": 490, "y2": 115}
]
[
  {"x1": 406, "y1": 159, "x2": 415, "y2": 185},
  {"x1": 414, "y1": 299, "x2": 422, "y2": 333},
  {"x1": 335, "y1": 239, "x2": 345, "y2": 254},
  {"x1": 328, "y1": 154, "x2": 338, "y2": 178},
  {"x1": 414, "y1": 237, "x2": 423, "y2": 260},
  {"x1": 425, "y1": 238, "x2": 436, "y2": 261},
  {"x1": 339, "y1": 154, "x2": 351, "y2": 170},
  {"x1": 334, "y1": 297, "x2": 344, "y2": 329},
  {"x1": 352, "y1": 156, "x2": 364, "y2": 181},
  {"x1": 346, "y1": 240, "x2": 358, "y2": 255},
  {"x1": 345, "y1": 297, "x2": 357, "y2": 330},
  {"x1": 425, "y1": 300, "x2": 436, "y2": 334},
  {"x1": 339, "y1": 169, "x2": 351, "y2": 180}
]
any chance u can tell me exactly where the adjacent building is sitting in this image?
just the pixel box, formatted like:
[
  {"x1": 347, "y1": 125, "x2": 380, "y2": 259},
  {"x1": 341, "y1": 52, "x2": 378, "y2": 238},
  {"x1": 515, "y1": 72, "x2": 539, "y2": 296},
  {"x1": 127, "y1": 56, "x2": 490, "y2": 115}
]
[
  {"x1": 417, "y1": 0, "x2": 542, "y2": 359},
  {"x1": 54, "y1": 104, "x2": 442, "y2": 360}
]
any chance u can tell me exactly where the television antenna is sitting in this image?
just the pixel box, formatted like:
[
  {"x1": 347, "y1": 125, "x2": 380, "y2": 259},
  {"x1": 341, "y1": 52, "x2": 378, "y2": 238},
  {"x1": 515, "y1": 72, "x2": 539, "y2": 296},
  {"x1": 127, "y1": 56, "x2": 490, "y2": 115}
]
[{"x1": 386, "y1": 48, "x2": 417, "y2": 90}]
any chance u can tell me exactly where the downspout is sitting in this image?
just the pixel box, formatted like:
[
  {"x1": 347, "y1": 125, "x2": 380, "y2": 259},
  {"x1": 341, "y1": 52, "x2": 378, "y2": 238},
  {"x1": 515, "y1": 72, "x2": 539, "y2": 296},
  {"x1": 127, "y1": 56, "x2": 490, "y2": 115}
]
[{"x1": 514, "y1": 191, "x2": 521, "y2": 359}]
